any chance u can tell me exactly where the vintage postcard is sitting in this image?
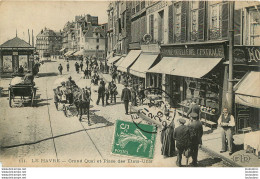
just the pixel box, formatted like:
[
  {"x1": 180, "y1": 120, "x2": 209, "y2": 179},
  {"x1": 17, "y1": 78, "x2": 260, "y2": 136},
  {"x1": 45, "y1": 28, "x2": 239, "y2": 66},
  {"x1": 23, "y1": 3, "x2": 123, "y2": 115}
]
[{"x1": 0, "y1": 0, "x2": 259, "y2": 168}]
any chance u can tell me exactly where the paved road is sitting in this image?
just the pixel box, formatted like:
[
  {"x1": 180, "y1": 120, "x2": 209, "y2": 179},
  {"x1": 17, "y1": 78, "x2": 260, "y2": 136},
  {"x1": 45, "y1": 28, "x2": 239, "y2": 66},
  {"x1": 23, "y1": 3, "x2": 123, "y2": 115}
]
[{"x1": 0, "y1": 59, "x2": 231, "y2": 167}]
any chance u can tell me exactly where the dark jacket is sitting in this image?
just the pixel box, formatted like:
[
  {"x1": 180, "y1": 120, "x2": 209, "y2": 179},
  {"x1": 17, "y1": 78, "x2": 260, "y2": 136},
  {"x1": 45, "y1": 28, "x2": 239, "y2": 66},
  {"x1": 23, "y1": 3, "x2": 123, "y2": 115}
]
[
  {"x1": 58, "y1": 65, "x2": 63, "y2": 71},
  {"x1": 187, "y1": 103, "x2": 200, "y2": 117},
  {"x1": 173, "y1": 125, "x2": 190, "y2": 149},
  {"x1": 98, "y1": 85, "x2": 105, "y2": 95},
  {"x1": 189, "y1": 120, "x2": 203, "y2": 145},
  {"x1": 121, "y1": 87, "x2": 131, "y2": 101}
]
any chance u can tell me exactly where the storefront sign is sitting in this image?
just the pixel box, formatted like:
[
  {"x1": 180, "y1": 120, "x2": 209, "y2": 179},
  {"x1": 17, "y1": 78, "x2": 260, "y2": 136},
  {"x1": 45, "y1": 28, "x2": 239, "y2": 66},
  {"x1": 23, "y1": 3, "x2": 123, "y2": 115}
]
[
  {"x1": 129, "y1": 42, "x2": 141, "y2": 50},
  {"x1": 161, "y1": 44, "x2": 225, "y2": 58},
  {"x1": 141, "y1": 44, "x2": 160, "y2": 53},
  {"x1": 147, "y1": 1, "x2": 168, "y2": 14},
  {"x1": 234, "y1": 46, "x2": 260, "y2": 66}
]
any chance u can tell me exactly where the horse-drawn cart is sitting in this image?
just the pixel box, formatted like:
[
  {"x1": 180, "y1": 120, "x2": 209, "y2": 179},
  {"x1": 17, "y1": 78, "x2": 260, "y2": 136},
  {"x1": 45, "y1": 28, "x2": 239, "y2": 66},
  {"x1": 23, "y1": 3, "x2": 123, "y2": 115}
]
[
  {"x1": 8, "y1": 75, "x2": 36, "y2": 107},
  {"x1": 53, "y1": 77, "x2": 91, "y2": 123}
]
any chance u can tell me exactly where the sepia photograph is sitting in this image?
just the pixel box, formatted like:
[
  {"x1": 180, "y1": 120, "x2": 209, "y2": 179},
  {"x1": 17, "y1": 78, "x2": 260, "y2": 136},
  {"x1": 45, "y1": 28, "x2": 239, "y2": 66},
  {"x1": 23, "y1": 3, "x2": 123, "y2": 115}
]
[{"x1": 0, "y1": 0, "x2": 259, "y2": 170}]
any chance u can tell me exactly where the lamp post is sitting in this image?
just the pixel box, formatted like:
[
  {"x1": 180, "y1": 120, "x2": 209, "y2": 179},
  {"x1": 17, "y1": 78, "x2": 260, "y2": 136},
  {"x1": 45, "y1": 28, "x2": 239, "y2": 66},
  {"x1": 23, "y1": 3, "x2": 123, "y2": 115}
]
[{"x1": 227, "y1": 1, "x2": 235, "y2": 114}]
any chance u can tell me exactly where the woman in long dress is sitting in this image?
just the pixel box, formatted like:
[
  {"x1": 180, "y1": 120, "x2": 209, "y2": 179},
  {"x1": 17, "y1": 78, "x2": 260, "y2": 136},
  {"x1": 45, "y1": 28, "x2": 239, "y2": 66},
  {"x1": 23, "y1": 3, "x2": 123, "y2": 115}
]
[{"x1": 161, "y1": 120, "x2": 176, "y2": 158}]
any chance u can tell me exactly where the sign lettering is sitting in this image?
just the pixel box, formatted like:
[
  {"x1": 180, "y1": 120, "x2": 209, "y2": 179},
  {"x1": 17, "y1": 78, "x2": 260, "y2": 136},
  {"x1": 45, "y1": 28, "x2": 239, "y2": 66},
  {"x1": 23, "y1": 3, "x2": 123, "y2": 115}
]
[
  {"x1": 233, "y1": 46, "x2": 260, "y2": 66},
  {"x1": 161, "y1": 44, "x2": 225, "y2": 58}
]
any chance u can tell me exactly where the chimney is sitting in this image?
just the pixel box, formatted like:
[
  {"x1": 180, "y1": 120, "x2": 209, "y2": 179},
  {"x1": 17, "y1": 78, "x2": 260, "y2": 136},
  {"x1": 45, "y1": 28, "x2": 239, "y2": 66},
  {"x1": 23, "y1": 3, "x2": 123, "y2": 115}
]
[
  {"x1": 28, "y1": 29, "x2": 30, "y2": 45},
  {"x1": 32, "y1": 29, "x2": 34, "y2": 47}
]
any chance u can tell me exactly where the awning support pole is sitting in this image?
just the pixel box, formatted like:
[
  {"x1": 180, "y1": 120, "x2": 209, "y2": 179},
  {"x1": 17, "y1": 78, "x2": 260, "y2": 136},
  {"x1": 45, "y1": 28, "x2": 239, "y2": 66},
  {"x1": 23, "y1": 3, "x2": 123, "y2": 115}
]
[{"x1": 228, "y1": 1, "x2": 235, "y2": 114}]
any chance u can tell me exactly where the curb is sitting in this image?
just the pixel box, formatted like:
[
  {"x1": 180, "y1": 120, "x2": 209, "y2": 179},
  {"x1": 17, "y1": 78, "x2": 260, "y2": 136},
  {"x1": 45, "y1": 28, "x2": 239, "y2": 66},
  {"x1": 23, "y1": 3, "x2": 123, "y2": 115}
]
[{"x1": 200, "y1": 146, "x2": 242, "y2": 167}]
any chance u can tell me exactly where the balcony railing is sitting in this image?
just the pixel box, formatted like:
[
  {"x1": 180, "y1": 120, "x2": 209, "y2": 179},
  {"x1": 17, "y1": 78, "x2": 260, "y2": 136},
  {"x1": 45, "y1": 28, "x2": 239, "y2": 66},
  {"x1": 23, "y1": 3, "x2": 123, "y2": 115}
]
[
  {"x1": 174, "y1": 34, "x2": 181, "y2": 43},
  {"x1": 190, "y1": 31, "x2": 198, "y2": 41},
  {"x1": 209, "y1": 28, "x2": 222, "y2": 40}
]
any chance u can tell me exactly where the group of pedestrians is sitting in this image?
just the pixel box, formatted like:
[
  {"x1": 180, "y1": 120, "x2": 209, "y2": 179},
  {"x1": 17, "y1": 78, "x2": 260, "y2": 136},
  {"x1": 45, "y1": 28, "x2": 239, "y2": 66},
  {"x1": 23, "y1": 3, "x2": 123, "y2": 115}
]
[
  {"x1": 96, "y1": 79, "x2": 118, "y2": 106},
  {"x1": 160, "y1": 108, "x2": 203, "y2": 167},
  {"x1": 160, "y1": 97, "x2": 235, "y2": 167}
]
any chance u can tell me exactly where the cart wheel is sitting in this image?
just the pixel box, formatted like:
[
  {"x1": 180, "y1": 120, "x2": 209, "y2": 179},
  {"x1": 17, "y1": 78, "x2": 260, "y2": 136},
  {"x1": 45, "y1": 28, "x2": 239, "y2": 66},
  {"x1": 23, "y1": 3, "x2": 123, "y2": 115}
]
[
  {"x1": 31, "y1": 92, "x2": 35, "y2": 107},
  {"x1": 31, "y1": 96, "x2": 34, "y2": 107},
  {"x1": 63, "y1": 105, "x2": 68, "y2": 117},
  {"x1": 9, "y1": 91, "x2": 12, "y2": 108},
  {"x1": 54, "y1": 102, "x2": 58, "y2": 110}
]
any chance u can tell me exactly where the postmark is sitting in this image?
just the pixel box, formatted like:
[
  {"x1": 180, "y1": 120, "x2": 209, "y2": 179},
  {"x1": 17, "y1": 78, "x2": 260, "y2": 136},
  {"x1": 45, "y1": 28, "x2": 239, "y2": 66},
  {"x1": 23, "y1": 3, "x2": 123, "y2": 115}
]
[
  {"x1": 112, "y1": 120, "x2": 157, "y2": 159},
  {"x1": 130, "y1": 87, "x2": 176, "y2": 134}
]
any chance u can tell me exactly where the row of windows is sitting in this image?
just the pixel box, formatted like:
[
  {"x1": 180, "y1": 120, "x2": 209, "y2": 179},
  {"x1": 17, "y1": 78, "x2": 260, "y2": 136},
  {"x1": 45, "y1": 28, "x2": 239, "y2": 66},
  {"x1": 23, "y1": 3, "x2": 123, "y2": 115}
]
[{"x1": 146, "y1": 1, "x2": 242, "y2": 44}]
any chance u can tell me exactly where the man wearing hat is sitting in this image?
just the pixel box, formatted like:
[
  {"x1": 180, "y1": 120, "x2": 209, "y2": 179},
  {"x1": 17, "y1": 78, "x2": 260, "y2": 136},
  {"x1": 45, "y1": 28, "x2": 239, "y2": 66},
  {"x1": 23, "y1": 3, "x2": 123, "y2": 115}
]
[
  {"x1": 187, "y1": 98, "x2": 200, "y2": 120},
  {"x1": 121, "y1": 84, "x2": 131, "y2": 115},
  {"x1": 173, "y1": 118, "x2": 191, "y2": 167},
  {"x1": 189, "y1": 113, "x2": 203, "y2": 166},
  {"x1": 58, "y1": 64, "x2": 63, "y2": 75}
]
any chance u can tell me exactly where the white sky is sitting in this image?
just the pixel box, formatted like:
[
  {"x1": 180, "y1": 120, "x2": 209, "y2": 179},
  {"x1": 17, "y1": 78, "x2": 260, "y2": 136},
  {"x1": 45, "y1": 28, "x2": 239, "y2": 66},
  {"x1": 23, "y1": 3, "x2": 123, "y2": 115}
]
[{"x1": 0, "y1": 1, "x2": 109, "y2": 45}]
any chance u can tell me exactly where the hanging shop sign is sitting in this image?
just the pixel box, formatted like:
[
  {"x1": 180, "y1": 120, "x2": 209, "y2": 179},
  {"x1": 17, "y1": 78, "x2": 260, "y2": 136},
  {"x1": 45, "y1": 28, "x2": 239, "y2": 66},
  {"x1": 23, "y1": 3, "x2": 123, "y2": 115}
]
[
  {"x1": 233, "y1": 46, "x2": 260, "y2": 66},
  {"x1": 161, "y1": 44, "x2": 225, "y2": 58}
]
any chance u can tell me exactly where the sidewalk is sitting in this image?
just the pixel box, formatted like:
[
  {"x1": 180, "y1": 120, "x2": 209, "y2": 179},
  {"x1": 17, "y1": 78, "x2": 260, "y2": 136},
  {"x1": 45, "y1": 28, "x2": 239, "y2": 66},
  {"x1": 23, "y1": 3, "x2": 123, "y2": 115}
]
[
  {"x1": 201, "y1": 127, "x2": 259, "y2": 167},
  {"x1": 89, "y1": 72, "x2": 260, "y2": 167}
]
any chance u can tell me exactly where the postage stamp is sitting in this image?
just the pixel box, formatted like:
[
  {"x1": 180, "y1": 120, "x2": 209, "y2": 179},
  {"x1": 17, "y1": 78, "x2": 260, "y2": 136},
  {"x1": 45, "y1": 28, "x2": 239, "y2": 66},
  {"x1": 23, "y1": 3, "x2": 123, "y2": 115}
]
[{"x1": 112, "y1": 120, "x2": 157, "y2": 159}]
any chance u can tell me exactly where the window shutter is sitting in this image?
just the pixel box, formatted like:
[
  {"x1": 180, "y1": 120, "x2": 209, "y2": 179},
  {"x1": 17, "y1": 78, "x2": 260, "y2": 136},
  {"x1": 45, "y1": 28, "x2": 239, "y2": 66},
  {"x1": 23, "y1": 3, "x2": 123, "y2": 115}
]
[
  {"x1": 234, "y1": 9, "x2": 242, "y2": 45},
  {"x1": 168, "y1": 4, "x2": 174, "y2": 43},
  {"x1": 137, "y1": 18, "x2": 141, "y2": 42},
  {"x1": 198, "y1": 1, "x2": 205, "y2": 40},
  {"x1": 118, "y1": 18, "x2": 122, "y2": 33},
  {"x1": 221, "y1": 2, "x2": 229, "y2": 39},
  {"x1": 181, "y1": 1, "x2": 188, "y2": 42},
  {"x1": 131, "y1": 21, "x2": 135, "y2": 42},
  {"x1": 150, "y1": 14, "x2": 154, "y2": 41},
  {"x1": 140, "y1": 16, "x2": 146, "y2": 42}
]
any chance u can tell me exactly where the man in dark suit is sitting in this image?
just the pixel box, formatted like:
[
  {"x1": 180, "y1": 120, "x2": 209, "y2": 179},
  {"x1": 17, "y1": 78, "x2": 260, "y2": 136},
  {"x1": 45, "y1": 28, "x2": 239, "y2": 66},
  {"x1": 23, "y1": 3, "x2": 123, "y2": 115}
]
[
  {"x1": 173, "y1": 118, "x2": 190, "y2": 167},
  {"x1": 187, "y1": 98, "x2": 200, "y2": 119},
  {"x1": 96, "y1": 82, "x2": 105, "y2": 106},
  {"x1": 189, "y1": 113, "x2": 203, "y2": 166},
  {"x1": 121, "y1": 84, "x2": 131, "y2": 115}
]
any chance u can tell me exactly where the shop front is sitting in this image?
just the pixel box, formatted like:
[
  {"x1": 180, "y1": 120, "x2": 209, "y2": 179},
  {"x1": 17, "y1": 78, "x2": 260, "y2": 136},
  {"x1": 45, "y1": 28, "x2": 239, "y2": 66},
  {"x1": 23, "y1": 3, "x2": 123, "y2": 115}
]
[
  {"x1": 0, "y1": 37, "x2": 35, "y2": 75},
  {"x1": 148, "y1": 42, "x2": 227, "y2": 125},
  {"x1": 129, "y1": 44, "x2": 161, "y2": 88},
  {"x1": 233, "y1": 46, "x2": 260, "y2": 133}
]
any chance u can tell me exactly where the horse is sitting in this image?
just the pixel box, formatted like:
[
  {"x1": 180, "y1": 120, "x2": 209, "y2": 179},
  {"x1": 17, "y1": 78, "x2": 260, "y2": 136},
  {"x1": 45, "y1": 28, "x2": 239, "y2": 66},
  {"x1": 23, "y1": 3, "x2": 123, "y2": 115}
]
[{"x1": 72, "y1": 87, "x2": 91, "y2": 124}]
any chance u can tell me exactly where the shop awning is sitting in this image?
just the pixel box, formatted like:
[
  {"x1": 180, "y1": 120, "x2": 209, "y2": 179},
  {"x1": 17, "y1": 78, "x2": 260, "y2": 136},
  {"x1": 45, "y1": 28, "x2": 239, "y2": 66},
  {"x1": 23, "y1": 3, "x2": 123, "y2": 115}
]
[
  {"x1": 129, "y1": 53, "x2": 159, "y2": 78},
  {"x1": 147, "y1": 57, "x2": 222, "y2": 78},
  {"x1": 114, "y1": 57, "x2": 125, "y2": 67},
  {"x1": 73, "y1": 50, "x2": 84, "y2": 56},
  {"x1": 234, "y1": 71, "x2": 260, "y2": 108},
  {"x1": 171, "y1": 58, "x2": 222, "y2": 78},
  {"x1": 117, "y1": 50, "x2": 142, "y2": 72},
  {"x1": 107, "y1": 56, "x2": 121, "y2": 66},
  {"x1": 59, "y1": 48, "x2": 66, "y2": 52},
  {"x1": 147, "y1": 57, "x2": 179, "y2": 74},
  {"x1": 64, "y1": 51, "x2": 75, "y2": 56}
]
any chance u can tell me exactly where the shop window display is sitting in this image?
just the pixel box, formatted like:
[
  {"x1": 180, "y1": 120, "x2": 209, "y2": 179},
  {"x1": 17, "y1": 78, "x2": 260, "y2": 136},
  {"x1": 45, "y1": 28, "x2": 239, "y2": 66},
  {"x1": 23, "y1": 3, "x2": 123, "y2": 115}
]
[{"x1": 179, "y1": 75, "x2": 221, "y2": 123}]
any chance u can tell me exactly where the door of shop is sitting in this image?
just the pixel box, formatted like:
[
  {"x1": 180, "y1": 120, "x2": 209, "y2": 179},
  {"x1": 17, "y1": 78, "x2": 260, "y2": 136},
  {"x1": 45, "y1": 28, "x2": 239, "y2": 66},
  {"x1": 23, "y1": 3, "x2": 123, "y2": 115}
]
[{"x1": 166, "y1": 75, "x2": 181, "y2": 107}]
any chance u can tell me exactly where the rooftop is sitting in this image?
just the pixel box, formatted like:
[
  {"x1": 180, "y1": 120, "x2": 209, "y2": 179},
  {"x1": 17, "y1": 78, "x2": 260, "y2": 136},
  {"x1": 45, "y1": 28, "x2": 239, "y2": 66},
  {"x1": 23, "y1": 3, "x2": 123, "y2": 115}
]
[{"x1": 0, "y1": 36, "x2": 32, "y2": 48}]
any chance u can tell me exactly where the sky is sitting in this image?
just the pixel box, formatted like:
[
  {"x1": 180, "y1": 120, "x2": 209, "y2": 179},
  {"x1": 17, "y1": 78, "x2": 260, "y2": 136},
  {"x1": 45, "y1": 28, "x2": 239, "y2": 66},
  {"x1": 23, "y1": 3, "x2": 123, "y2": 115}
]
[{"x1": 0, "y1": 1, "x2": 109, "y2": 45}]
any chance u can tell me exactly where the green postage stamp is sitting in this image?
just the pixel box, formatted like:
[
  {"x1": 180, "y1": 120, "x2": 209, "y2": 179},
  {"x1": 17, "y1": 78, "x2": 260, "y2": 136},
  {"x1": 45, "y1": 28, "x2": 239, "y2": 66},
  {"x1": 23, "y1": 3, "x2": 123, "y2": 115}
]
[{"x1": 112, "y1": 120, "x2": 157, "y2": 159}]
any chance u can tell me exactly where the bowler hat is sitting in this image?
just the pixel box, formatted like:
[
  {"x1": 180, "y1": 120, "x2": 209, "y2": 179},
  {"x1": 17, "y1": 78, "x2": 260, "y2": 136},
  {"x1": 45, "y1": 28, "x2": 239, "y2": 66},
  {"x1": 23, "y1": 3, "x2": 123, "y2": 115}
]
[
  {"x1": 179, "y1": 118, "x2": 186, "y2": 124},
  {"x1": 190, "y1": 112, "x2": 198, "y2": 118}
]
